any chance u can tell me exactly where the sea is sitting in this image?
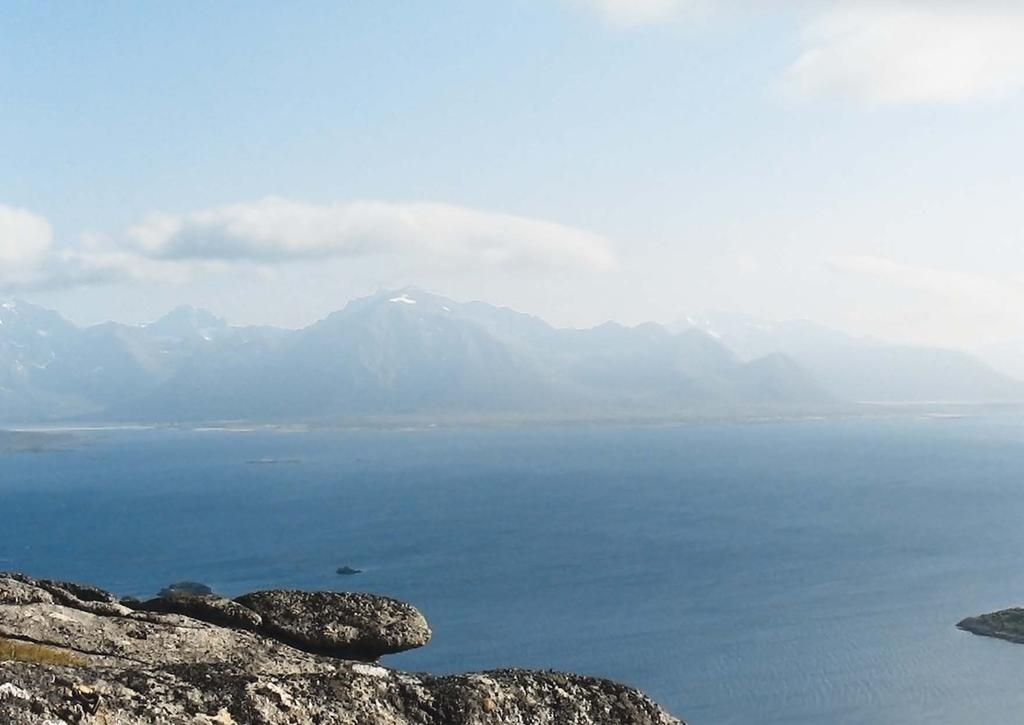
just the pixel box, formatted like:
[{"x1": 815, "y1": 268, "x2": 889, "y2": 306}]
[{"x1": 4, "y1": 415, "x2": 1024, "y2": 724}]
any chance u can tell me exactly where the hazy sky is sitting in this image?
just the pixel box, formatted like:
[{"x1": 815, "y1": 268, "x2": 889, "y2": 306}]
[{"x1": 2, "y1": 1, "x2": 1024, "y2": 347}]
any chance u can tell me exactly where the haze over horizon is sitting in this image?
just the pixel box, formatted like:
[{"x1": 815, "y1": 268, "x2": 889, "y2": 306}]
[
  {"x1": 5, "y1": 284, "x2": 1024, "y2": 427},
  {"x1": 4, "y1": 1, "x2": 1024, "y2": 349}
]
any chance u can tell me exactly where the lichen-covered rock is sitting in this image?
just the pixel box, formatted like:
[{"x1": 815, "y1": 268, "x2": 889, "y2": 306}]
[
  {"x1": 136, "y1": 594, "x2": 263, "y2": 631},
  {"x1": 0, "y1": 573, "x2": 130, "y2": 617},
  {"x1": 38, "y1": 579, "x2": 118, "y2": 605},
  {"x1": 0, "y1": 661, "x2": 683, "y2": 724},
  {"x1": 0, "y1": 573, "x2": 116, "y2": 604},
  {"x1": 0, "y1": 579, "x2": 55, "y2": 606},
  {"x1": 235, "y1": 590, "x2": 432, "y2": 660},
  {"x1": 0, "y1": 573, "x2": 684, "y2": 724},
  {"x1": 0, "y1": 586, "x2": 338, "y2": 675}
]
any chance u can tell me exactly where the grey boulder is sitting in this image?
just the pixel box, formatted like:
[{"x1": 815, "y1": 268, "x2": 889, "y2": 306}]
[{"x1": 235, "y1": 590, "x2": 431, "y2": 660}]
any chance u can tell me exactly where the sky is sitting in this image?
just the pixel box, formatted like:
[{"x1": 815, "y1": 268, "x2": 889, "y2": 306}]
[{"x1": 2, "y1": 0, "x2": 1024, "y2": 348}]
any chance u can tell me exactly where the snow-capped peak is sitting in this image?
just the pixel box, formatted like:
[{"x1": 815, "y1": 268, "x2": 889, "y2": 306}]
[
  {"x1": 679, "y1": 312, "x2": 721, "y2": 339},
  {"x1": 389, "y1": 294, "x2": 417, "y2": 305}
]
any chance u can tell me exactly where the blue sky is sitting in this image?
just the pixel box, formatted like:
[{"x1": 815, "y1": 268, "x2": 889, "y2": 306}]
[{"x1": 3, "y1": 1, "x2": 1024, "y2": 348}]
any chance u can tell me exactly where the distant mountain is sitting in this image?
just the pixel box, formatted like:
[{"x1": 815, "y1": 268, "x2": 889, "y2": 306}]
[
  {"x1": 144, "y1": 305, "x2": 229, "y2": 342},
  {"x1": 677, "y1": 310, "x2": 1024, "y2": 404},
  {"x1": 119, "y1": 288, "x2": 830, "y2": 421},
  {"x1": 10, "y1": 291, "x2": 1021, "y2": 424},
  {"x1": 0, "y1": 299, "x2": 287, "y2": 422},
  {"x1": 975, "y1": 340, "x2": 1024, "y2": 382},
  {"x1": 0, "y1": 290, "x2": 830, "y2": 424},
  {"x1": 0, "y1": 299, "x2": 88, "y2": 421}
]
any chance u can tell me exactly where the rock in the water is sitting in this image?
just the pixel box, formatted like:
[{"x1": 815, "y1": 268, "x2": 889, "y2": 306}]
[
  {"x1": 158, "y1": 581, "x2": 214, "y2": 598},
  {"x1": 337, "y1": 566, "x2": 363, "y2": 575},
  {"x1": 235, "y1": 589, "x2": 431, "y2": 660},
  {"x1": 957, "y1": 607, "x2": 1024, "y2": 644},
  {"x1": 137, "y1": 594, "x2": 263, "y2": 631},
  {"x1": 0, "y1": 572, "x2": 684, "y2": 724}
]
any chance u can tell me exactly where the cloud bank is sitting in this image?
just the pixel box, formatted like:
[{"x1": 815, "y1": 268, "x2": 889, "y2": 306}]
[
  {"x1": 786, "y1": 1, "x2": 1024, "y2": 104},
  {"x1": 0, "y1": 203, "x2": 175, "y2": 291},
  {"x1": 0, "y1": 199, "x2": 617, "y2": 292},
  {"x1": 128, "y1": 198, "x2": 616, "y2": 272}
]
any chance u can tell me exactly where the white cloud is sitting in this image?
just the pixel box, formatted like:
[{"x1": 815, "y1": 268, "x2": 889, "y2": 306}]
[
  {"x1": 570, "y1": 0, "x2": 697, "y2": 27},
  {"x1": 785, "y1": 1, "x2": 1024, "y2": 104},
  {"x1": 0, "y1": 204, "x2": 52, "y2": 270},
  {"x1": 0, "y1": 198, "x2": 616, "y2": 292},
  {"x1": 0, "y1": 205, "x2": 161, "y2": 291},
  {"x1": 571, "y1": 0, "x2": 1024, "y2": 103},
  {"x1": 127, "y1": 197, "x2": 617, "y2": 272}
]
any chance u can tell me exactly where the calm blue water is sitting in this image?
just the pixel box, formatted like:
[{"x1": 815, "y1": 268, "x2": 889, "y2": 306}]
[{"x1": 4, "y1": 417, "x2": 1024, "y2": 724}]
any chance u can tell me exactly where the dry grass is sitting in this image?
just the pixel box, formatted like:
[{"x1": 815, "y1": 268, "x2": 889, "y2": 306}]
[{"x1": 0, "y1": 637, "x2": 85, "y2": 667}]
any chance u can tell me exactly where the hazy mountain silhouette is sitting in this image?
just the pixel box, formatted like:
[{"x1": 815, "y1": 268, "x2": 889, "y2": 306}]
[
  {"x1": 13, "y1": 289, "x2": 1021, "y2": 424},
  {"x1": 0, "y1": 289, "x2": 832, "y2": 424},
  {"x1": 115, "y1": 288, "x2": 830, "y2": 422},
  {"x1": 678, "y1": 310, "x2": 1024, "y2": 404}
]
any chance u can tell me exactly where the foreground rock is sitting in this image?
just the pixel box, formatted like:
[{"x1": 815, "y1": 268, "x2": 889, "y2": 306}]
[
  {"x1": 0, "y1": 573, "x2": 683, "y2": 724},
  {"x1": 0, "y1": 573, "x2": 130, "y2": 617},
  {"x1": 958, "y1": 607, "x2": 1024, "y2": 644},
  {"x1": 236, "y1": 590, "x2": 431, "y2": 660}
]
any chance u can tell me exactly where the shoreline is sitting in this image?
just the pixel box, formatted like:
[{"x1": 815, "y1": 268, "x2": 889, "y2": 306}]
[{"x1": 4, "y1": 400, "x2": 1024, "y2": 437}]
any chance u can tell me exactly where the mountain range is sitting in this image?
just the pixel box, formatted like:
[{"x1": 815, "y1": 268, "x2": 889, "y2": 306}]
[
  {"x1": 677, "y1": 310, "x2": 1024, "y2": 404},
  {"x1": 1, "y1": 289, "x2": 1021, "y2": 425}
]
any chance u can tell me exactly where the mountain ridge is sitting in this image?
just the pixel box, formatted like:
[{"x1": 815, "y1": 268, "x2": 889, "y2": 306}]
[
  {"x1": 677, "y1": 309, "x2": 1024, "y2": 404},
  {"x1": 3, "y1": 289, "x2": 1020, "y2": 424}
]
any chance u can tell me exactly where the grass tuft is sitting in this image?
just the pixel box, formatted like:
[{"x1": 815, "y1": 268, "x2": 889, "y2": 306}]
[{"x1": 0, "y1": 637, "x2": 86, "y2": 667}]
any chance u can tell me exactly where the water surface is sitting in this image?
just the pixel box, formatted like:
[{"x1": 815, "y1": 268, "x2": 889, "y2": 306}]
[{"x1": 4, "y1": 417, "x2": 1024, "y2": 723}]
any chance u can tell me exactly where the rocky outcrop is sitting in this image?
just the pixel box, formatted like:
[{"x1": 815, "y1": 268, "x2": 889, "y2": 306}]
[
  {"x1": 235, "y1": 590, "x2": 431, "y2": 660},
  {"x1": 134, "y1": 594, "x2": 264, "y2": 631},
  {"x1": 0, "y1": 578, "x2": 54, "y2": 607},
  {"x1": 0, "y1": 573, "x2": 683, "y2": 724},
  {"x1": 1, "y1": 573, "x2": 131, "y2": 617},
  {"x1": 957, "y1": 607, "x2": 1024, "y2": 644}
]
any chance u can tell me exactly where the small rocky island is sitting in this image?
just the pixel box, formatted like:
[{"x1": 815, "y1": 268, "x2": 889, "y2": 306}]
[
  {"x1": 0, "y1": 572, "x2": 683, "y2": 724},
  {"x1": 958, "y1": 607, "x2": 1024, "y2": 644}
]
